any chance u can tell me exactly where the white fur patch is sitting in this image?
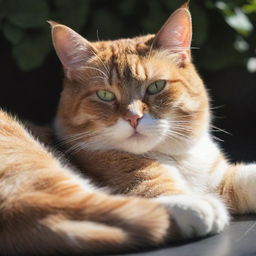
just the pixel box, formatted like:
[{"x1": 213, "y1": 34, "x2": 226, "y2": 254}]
[
  {"x1": 93, "y1": 115, "x2": 170, "y2": 154},
  {"x1": 156, "y1": 194, "x2": 229, "y2": 238}
]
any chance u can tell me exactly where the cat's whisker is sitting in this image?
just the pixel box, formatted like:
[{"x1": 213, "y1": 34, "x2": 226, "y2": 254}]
[
  {"x1": 64, "y1": 139, "x2": 98, "y2": 155},
  {"x1": 173, "y1": 110, "x2": 206, "y2": 116},
  {"x1": 90, "y1": 75, "x2": 107, "y2": 81},
  {"x1": 58, "y1": 137, "x2": 84, "y2": 147},
  {"x1": 148, "y1": 42, "x2": 155, "y2": 59},
  {"x1": 167, "y1": 126, "x2": 192, "y2": 131},
  {"x1": 58, "y1": 135, "x2": 84, "y2": 145},
  {"x1": 191, "y1": 46, "x2": 200, "y2": 50},
  {"x1": 147, "y1": 126, "x2": 193, "y2": 135},
  {"x1": 167, "y1": 134, "x2": 190, "y2": 142},
  {"x1": 170, "y1": 125, "x2": 193, "y2": 131},
  {"x1": 61, "y1": 130, "x2": 96, "y2": 139},
  {"x1": 172, "y1": 128, "x2": 193, "y2": 134},
  {"x1": 96, "y1": 29, "x2": 100, "y2": 41},
  {"x1": 90, "y1": 50, "x2": 110, "y2": 75},
  {"x1": 83, "y1": 66, "x2": 108, "y2": 78},
  {"x1": 57, "y1": 131, "x2": 97, "y2": 147},
  {"x1": 172, "y1": 114, "x2": 196, "y2": 118},
  {"x1": 166, "y1": 130, "x2": 191, "y2": 140},
  {"x1": 167, "y1": 120, "x2": 191, "y2": 123},
  {"x1": 166, "y1": 122, "x2": 192, "y2": 127},
  {"x1": 149, "y1": 122, "x2": 193, "y2": 133},
  {"x1": 209, "y1": 105, "x2": 225, "y2": 110},
  {"x1": 58, "y1": 132, "x2": 95, "y2": 142},
  {"x1": 169, "y1": 46, "x2": 200, "y2": 51},
  {"x1": 212, "y1": 135, "x2": 224, "y2": 142},
  {"x1": 210, "y1": 125, "x2": 231, "y2": 135},
  {"x1": 64, "y1": 142, "x2": 82, "y2": 154},
  {"x1": 142, "y1": 125, "x2": 192, "y2": 142},
  {"x1": 64, "y1": 132, "x2": 116, "y2": 154},
  {"x1": 167, "y1": 119, "x2": 192, "y2": 122},
  {"x1": 165, "y1": 133, "x2": 184, "y2": 144}
]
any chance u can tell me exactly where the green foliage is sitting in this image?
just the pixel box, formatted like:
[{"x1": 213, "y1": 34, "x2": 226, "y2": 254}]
[
  {"x1": 6, "y1": 0, "x2": 49, "y2": 29},
  {"x1": 0, "y1": 0, "x2": 90, "y2": 70},
  {"x1": 0, "y1": 0, "x2": 255, "y2": 72}
]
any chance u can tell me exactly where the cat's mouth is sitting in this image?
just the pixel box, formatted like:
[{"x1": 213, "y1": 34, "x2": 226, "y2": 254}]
[{"x1": 128, "y1": 131, "x2": 147, "y2": 140}]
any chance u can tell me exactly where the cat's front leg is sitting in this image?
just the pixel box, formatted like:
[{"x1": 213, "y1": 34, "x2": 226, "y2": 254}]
[
  {"x1": 124, "y1": 162, "x2": 230, "y2": 239},
  {"x1": 156, "y1": 194, "x2": 229, "y2": 239},
  {"x1": 217, "y1": 163, "x2": 256, "y2": 214}
]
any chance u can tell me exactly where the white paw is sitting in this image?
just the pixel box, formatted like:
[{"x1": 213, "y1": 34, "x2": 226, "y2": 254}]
[{"x1": 156, "y1": 194, "x2": 229, "y2": 238}]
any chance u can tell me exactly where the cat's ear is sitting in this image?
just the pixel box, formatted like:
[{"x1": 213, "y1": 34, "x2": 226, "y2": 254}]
[
  {"x1": 153, "y1": 2, "x2": 192, "y2": 65},
  {"x1": 49, "y1": 21, "x2": 96, "y2": 78}
]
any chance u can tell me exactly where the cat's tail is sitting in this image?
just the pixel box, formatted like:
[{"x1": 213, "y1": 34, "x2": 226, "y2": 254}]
[
  {"x1": 0, "y1": 110, "x2": 171, "y2": 255},
  {"x1": 0, "y1": 190, "x2": 170, "y2": 255}
]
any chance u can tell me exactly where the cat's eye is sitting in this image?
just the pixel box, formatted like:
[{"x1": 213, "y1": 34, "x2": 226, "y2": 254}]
[
  {"x1": 146, "y1": 80, "x2": 166, "y2": 95},
  {"x1": 96, "y1": 90, "x2": 115, "y2": 102}
]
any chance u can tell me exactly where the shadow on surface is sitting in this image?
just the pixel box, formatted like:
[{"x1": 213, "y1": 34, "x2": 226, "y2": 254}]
[{"x1": 107, "y1": 215, "x2": 256, "y2": 256}]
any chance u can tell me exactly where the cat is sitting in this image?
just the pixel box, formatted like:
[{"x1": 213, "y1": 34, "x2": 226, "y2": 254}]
[
  {"x1": 0, "y1": 2, "x2": 254, "y2": 255},
  {"x1": 51, "y1": 1, "x2": 256, "y2": 241}
]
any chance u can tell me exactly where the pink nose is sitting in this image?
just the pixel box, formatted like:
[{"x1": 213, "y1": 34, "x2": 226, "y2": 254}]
[{"x1": 125, "y1": 114, "x2": 141, "y2": 128}]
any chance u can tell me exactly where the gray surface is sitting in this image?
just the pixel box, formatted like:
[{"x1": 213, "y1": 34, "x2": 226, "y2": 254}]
[{"x1": 110, "y1": 216, "x2": 256, "y2": 256}]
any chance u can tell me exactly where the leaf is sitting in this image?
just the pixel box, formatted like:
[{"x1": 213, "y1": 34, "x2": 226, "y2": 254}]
[
  {"x1": 225, "y1": 8, "x2": 253, "y2": 36},
  {"x1": 3, "y1": 22, "x2": 24, "y2": 44},
  {"x1": 53, "y1": 0, "x2": 89, "y2": 30},
  {"x1": 6, "y1": 0, "x2": 49, "y2": 29},
  {"x1": 243, "y1": 1, "x2": 256, "y2": 14},
  {"x1": 12, "y1": 30, "x2": 51, "y2": 71}
]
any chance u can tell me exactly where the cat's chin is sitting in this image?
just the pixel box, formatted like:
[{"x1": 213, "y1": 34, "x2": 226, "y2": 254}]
[{"x1": 115, "y1": 133, "x2": 159, "y2": 155}]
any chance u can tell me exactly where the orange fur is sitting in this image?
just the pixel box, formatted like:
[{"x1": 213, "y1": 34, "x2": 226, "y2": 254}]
[{"x1": 71, "y1": 150, "x2": 184, "y2": 197}]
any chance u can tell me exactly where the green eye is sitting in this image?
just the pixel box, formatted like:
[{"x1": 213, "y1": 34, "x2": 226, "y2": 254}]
[
  {"x1": 96, "y1": 90, "x2": 115, "y2": 102},
  {"x1": 146, "y1": 80, "x2": 166, "y2": 95}
]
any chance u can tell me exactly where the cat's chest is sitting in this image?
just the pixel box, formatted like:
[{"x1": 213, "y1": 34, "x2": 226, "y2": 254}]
[
  {"x1": 152, "y1": 136, "x2": 222, "y2": 193},
  {"x1": 159, "y1": 159, "x2": 209, "y2": 193},
  {"x1": 151, "y1": 151, "x2": 215, "y2": 193}
]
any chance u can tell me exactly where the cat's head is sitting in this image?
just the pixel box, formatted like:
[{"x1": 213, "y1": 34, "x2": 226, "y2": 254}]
[{"x1": 52, "y1": 3, "x2": 210, "y2": 155}]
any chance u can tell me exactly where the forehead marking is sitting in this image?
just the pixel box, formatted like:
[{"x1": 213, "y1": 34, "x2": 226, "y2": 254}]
[{"x1": 135, "y1": 61, "x2": 147, "y2": 81}]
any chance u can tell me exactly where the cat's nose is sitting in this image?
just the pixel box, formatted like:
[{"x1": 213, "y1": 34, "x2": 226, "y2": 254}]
[{"x1": 125, "y1": 114, "x2": 141, "y2": 128}]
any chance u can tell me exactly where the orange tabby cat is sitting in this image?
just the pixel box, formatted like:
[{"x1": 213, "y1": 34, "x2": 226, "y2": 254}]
[
  {"x1": 52, "y1": 2, "x2": 256, "y2": 240},
  {"x1": 1, "y1": 2, "x2": 254, "y2": 255}
]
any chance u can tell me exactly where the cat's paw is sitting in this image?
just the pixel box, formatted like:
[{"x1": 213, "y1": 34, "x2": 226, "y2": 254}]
[{"x1": 156, "y1": 194, "x2": 229, "y2": 239}]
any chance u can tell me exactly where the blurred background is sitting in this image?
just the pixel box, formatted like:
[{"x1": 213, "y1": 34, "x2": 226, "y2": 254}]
[{"x1": 0, "y1": 0, "x2": 255, "y2": 162}]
